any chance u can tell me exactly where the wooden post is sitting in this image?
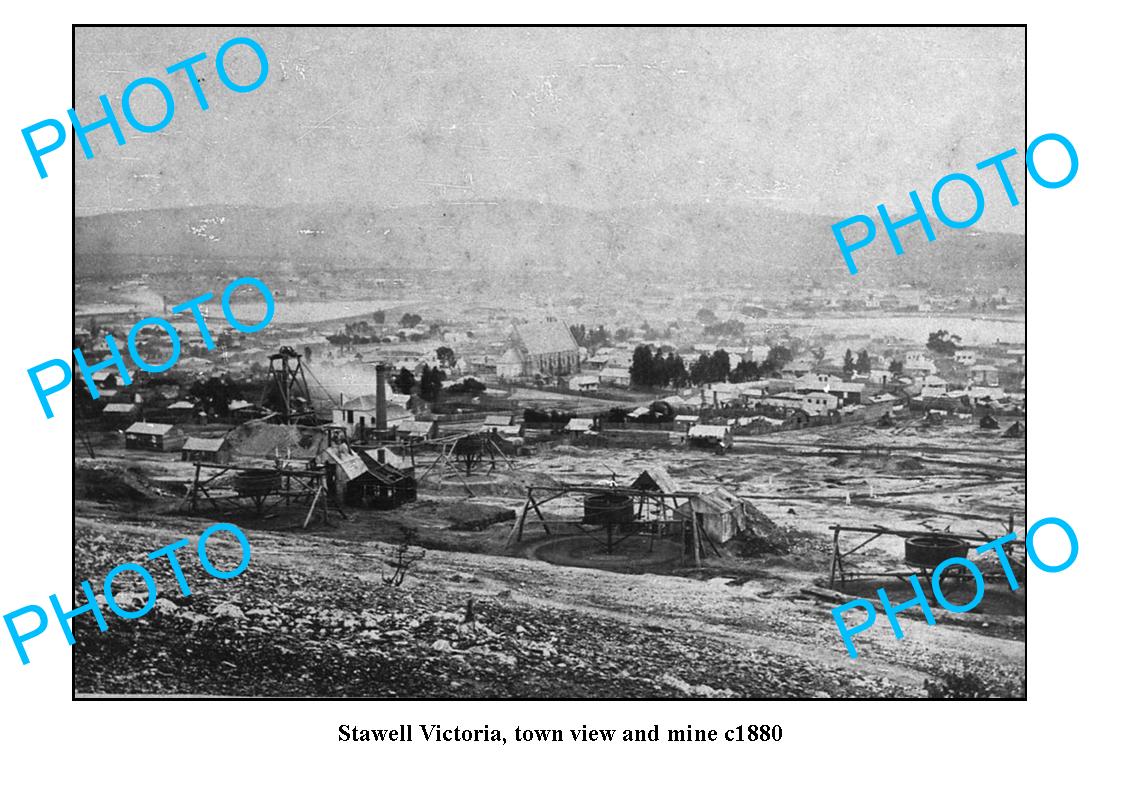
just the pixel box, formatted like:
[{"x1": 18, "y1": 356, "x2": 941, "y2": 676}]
[
  {"x1": 829, "y1": 526, "x2": 840, "y2": 588},
  {"x1": 529, "y1": 492, "x2": 552, "y2": 535},
  {"x1": 303, "y1": 484, "x2": 323, "y2": 529},
  {"x1": 689, "y1": 503, "x2": 702, "y2": 566},
  {"x1": 511, "y1": 494, "x2": 532, "y2": 545},
  {"x1": 190, "y1": 462, "x2": 201, "y2": 512}
]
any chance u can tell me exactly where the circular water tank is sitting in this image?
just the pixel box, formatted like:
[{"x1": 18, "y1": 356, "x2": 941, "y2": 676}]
[
  {"x1": 233, "y1": 469, "x2": 282, "y2": 497},
  {"x1": 905, "y1": 534, "x2": 968, "y2": 569},
  {"x1": 583, "y1": 492, "x2": 634, "y2": 526}
]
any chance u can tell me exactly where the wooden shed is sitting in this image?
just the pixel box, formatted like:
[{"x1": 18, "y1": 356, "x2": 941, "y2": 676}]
[
  {"x1": 631, "y1": 467, "x2": 679, "y2": 494},
  {"x1": 1003, "y1": 420, "x2": 1026, "y2": 438},
  {"x1": 124, "y1": 422, "x2": 185, "y2": 452},
  {"x1": 564, "y1": 417, "x2": 596, "y2": 437},
  {"x1": 678, "y1": 488, "x2": 750, "y2": 544},
  {"x1": 101, "y1": 402, "x2": 138, "y2": 428},
  {"x1": 482, "y1": 414, "x2": 524, "y2": 436},
  {"x1": 181, "y1": 436, "x2": 230, "y2": 464},
  {"x1": 687, "y1": 424, "x2": 733, "y2": 451},
  {"x1": 395, "y1": 419, "x2": 438, "y2": 441}
]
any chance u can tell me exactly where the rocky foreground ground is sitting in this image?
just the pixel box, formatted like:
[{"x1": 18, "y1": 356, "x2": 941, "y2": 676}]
[{"x1": 73, "y1": 511, "x2": 1025, "y2": 699}]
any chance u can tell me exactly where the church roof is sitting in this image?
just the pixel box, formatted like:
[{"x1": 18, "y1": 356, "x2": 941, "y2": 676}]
[{"x1": 513, "y1": 320, "x2": 579, "y2": 356}]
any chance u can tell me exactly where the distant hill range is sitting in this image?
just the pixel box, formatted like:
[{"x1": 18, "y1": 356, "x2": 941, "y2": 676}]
[{"x1": 75, "y1": 201, "x2": 1025, "y2": 292}]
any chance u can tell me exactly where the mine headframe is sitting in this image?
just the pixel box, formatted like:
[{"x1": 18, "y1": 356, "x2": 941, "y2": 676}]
[{"x1": 263, "y1": 346, "x2": 317, "y2": 425}]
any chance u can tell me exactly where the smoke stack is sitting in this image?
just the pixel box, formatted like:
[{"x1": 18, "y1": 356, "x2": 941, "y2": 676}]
[{"x1": 375, "y1": 363, "x2": 388, "y2": 434}]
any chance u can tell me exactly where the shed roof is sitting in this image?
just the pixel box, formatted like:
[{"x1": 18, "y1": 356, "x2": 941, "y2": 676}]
[
  {"x1": 324, "y1": 447, "x2": 369, "y2": 481},
  {"x1": 630, "y1": 466, "x2": 678, "y2": 494},
  {"x1": 564, "y1": 418, "x2": 595, "y2": 432},
  {"x1": 183, "y1": 437, "x2": 226, "y2": 452},
  {"x1": 688, "y1": 424, "x2": 731, "y2": 439},
  {"x1": 398, "y1": 420, "x2": 435, "y2": 435},
  {"x1": 102, "y1": 403, "x2": 137, "y2": 414},
  {"x1": 355, "y1": 446, "x2": 409, "y2": 471},
  {"x1": 126, "y1": 422, "x2": 175, "y2": 436}
]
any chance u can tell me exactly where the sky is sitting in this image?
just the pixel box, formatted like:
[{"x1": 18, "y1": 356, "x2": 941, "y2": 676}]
[{"x1": 73, "y1": 26, "x2": 1026, "y2": 232}]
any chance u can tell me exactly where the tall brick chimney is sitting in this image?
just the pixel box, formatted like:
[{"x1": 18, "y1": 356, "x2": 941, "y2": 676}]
[{"x1": 375, "y1": 363, "x2": 388, "y2": 434}]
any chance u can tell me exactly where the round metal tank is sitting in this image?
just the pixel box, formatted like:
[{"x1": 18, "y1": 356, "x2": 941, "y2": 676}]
[
  {"x1": 233, "y1": 469, "x2": 282, "y2": 497},
  {"x1": 583, "y1": 492, "x2": 634, "y2": 526},
  {"x1": 905, "y1": 534, "x2": 968, "y2": 568}
]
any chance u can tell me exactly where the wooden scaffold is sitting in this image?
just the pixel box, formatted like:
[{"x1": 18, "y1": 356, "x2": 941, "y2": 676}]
[
  {"x1": 507, "y1": 485, "x2": 722, "y2": 566},
  {"x1": 410, "y1": 431, "x2": 518, "y2": 497},
  {"x1": 181, "y1": 461, "x2": 347, "y2": 529},
  {"x1": 827, "y1": 516, "x2": 1024, "y2": 589}
]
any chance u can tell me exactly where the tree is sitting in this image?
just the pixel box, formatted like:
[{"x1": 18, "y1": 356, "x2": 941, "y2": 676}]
[
  {"x1": 372, "y1": 310, "x2": 386, "y2": 325},
  {"x1": 630, "y1": 345, "x2": 654, "y2": 387},
  {"x1": 762, "y1": 345, "x2": 793, "y2": 375},
  {"x1": 856, "y1": 350, "x2": 871, "y2": 374},
  {"x1": 614, "y1": 327, "x2": 632, "y2": 343},
  {"x1": 843, "y1": 349, "x2": 855, "y2": 375},
  {"x1": 696, "y1": 308, "x2": 717, "y2": 323},
  {"x1": 703, "y1": 319, "x2": 746, "y2": 338},
  {"x1": 436, "y1": 346, "x2": 457, "y2": 369},
  {"x1": 382, "y1": 526, "x2": 426, "y2": 588},
  {"x1": 927, "y1": 330, "x2": 961, "y2": 356},
  {"x1": 730, "y1": 359, "x2": 761, "y2": 382},
  {"x1": 688, "y1": 349, "x2": 732, "y2": 385},
  {"x1": 419, "y1": 365, "x2": 445, "y2": 402},
  {"x1": 889, "y1": 359, "x2": 904, "y2": 376},
  {"x1": 446, "y1": 377, "x2": 486, "y2": 395},
  {"x1": 399, "y1": 312, "x2": 422, "y2": 327},
  {"x1": 392, "y1": 367, "x2": 416, "y2": 395},
  {"x1": 711, "y1": 349, "x2": 731, "y2": 382},
  {"x1": 189, "y1": 376, "x2": 242, "y2": 419}
]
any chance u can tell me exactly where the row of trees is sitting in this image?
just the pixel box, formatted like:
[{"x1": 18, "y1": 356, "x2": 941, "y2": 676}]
[
  {"x1": 628, "y1": 344, "x2": 797, "y2": 389},
  {"x1": 842, "y1": 349, "x2": 872, "y2": 375},
  {"x1": 569, "y1": 324, "x2": 612, "y2": 350},
  {"x1": 570, "y1": 323, "x2": 633, "y2": 348},
  {"x1": 629, "y1": 346, "x2": 690, "y2": 388},
  {"x1": 392, "y1": 365, "x2": 445, "y2": 402}
]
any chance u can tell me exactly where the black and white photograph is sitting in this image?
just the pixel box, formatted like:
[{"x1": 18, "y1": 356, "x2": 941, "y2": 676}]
[{"x1": 71, "y1": 25, "x2": 1026, "y2": 699}]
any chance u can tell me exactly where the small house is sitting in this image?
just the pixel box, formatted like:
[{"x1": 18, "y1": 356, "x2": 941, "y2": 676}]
[
  {"x1": 326, "y1": 447, "x2": 418, "y2": 509},
  {"x1": 564, "y1": 417, "x2": 596, "y2": 437},
  {"x1": 969, "y1": 364, "x2": 1001, "y2": 387},
  {"x1": 229, "y1": 399, "x2": 258, "y2": 420},
  {"x1": 181, "y1": 436, "x2": 230, "y2": 464},
  {"x1": 568, "y1": 374, "x2": 600, "y2": 393},
  {"x1": 674, "y1": 414, "x2": 700, "y2": 433},
  {"x1": 124, "y1": 422, "x2": 185, "y2": 452},
  {"x1": 687, "y1": 424, "x2": 733, "y2": 451},
  {"x1": 801, "y1": 392, "x2": 839, "y2": 415},
  {"x1": 598, "y1": 367, "x2": 632, "y2": 388},
  {"x1": 167, "y1": 400, "x2": 197, "y2": 421},
  {"x1": 1003, "y1": 420, "x2": 1026, "y2": 438},
  {"x1": 979, "y1": 414, "x2": 1000, "y2": 430},
  {"x1": 482, "y1": 414, "x2": 524, "y2": 437},
  {"x1": 331, "y1": 394, "x2": 412, "y2": 439},
  {"x1": 786, "y1": 408, "x2": 812, "y2": 428},
  {"x1": 101, "y1": 402, "x2": 138, "y2": 427},
  {"x1": 395, "y1": 419, "x2": 438, "y2": 442}
]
